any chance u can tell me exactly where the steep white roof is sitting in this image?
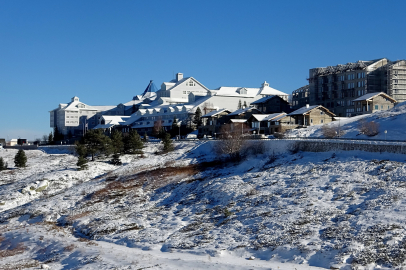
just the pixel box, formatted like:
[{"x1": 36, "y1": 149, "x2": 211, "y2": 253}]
[
  {"x1": 353, "y1": 92, "x2": 396, "y2": 102},
  {"x1": 202, "y1": 109, "x2": 230, "y2": 118},
  {"x1": 215, "y1": 87, "x2": 260, "y2": 98},
  {"x1": 259, "y1": 85, "x2": 288, "y2": 96},
  {"x1": 288, "y1": 105, "x2": 319, "y2": 116},
  {"x1": 251, "y1": 113, "x2": 286, "y2": 122}
]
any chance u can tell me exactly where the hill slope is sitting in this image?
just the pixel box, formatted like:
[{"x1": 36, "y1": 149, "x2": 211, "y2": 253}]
[{"x1": 1, "y1": 141, "x2": 406, "y2": 269}]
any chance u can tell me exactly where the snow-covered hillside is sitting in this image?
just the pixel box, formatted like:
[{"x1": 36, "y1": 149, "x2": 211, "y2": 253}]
[
  {"x1": 1, "y1": 141, "x2": 406, "y2": 269},
  {"x1": 288, "y1": 101, "x2": 406, "y2": 140}
]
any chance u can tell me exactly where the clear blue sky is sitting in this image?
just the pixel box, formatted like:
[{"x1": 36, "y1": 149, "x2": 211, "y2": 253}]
[{"x1": 1, "y1": 0, "x2": 406, "y2": 140}]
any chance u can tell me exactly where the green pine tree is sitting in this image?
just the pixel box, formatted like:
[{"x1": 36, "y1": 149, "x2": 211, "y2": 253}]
[
  {"x1": 83, "y1": 129, "x2": 112, "y2": 161},
  {"x1": 0, "y1": 157, "x2": 7, "y2": 171},
  {"x1": 110, "y1": 153, "x2": 122, "y2": 165},
  {"x1": 110, "y1": 130, "x2": 124, "y2": 154},
  {"x1": 75, "y1": 142, "x2": 88, "y2": 170},
  {"x1": 238, "y1": 100, "x2": 242, "y2": 110},
  {"x1": 14, "y1": 149, "x2": 27, "y2": 168},
  {"x1": 124, "y1": 129, "x2": 144, "y2": 154},
  {"x1": 143, "y1": 132, "x2": 148, "y2": 142},
  {"x1": 243, "y1": 101, "x2": 248, "y2": 108},
  {"x1": 193, "y1": 107, "x2": 203, "y2": 128},
  {"x1": 77, "y1": 155, "x2": 88, "y2": 170},
  {"x1": 162, "y1": 132, "x2": 174, "y2": 152},
  {"x1": 110, "y1": 130, "x2": 124, "y2": 165}
]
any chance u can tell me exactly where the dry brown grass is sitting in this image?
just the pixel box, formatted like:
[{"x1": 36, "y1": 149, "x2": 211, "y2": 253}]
[
  {"x1": 90, "y1": 164, "x2": 201, "y2": 202},
  {"x1": 65, "y1": 211, "x2": 91, "y2": 224},
  {"x1": 64, "y1": 244, "x2": 76, "y2": 252},
  {"x1": 0, "y1": 242, "x2": 26, "y2": 257}
]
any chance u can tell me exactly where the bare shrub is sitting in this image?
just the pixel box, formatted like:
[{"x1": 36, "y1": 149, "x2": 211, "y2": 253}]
[
  {"x1": 214, "y1": 123, "x2": 249, "y2": 160},
  {"x1": 242, "y1": 140, "x2": 266, "y2": 156},
  {"x1": 321, "y1": 125, "x2": 337, "y2": 138},
  {"x1": 64, "y1": 244, "x2": 76, "y2": 252},
  {"x1": 358, "y1": 119, "x2": 380, "y2": 136}
]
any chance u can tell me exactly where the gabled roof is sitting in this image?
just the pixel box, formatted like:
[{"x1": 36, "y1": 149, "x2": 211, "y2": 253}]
[
  {"x1": 251, "y1": 95, "x2": 283, "y2": 104},
  {"x1": 288, "y1": 105, "x2": 335, "y2": 117},
  {"x1": 259, "y1": 84, "x2": 288, "y2": 96},
  {"x1": 164, "y1": 77, "x2": 210, "y2": 92},
  {"x1": 229, "y1": 107, "x2": 261, "y2": 116},
  {"x1": 353, "y1": 92, "x2": 397, "y2": 102},
  {"x1": 230, "y1": 119, "x2": 247, "y2": 123},
  {"x1": 250, "y1": 113, "x2": 287, "y2": 122},
  {"x1": 202, "y1": 109, "x2": 230, "y2": 118},
  {"x1": 215, "y1": 87, "x2": 260, "y2": 98}
]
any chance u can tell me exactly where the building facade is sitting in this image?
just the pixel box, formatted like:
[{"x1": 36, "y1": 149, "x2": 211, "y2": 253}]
[{"x1": 307, "y1": 58, "x2": 406, "y2": 117}]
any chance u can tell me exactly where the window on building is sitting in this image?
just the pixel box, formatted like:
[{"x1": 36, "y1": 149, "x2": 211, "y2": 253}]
[
  {"x1": 375, "y1": 105, "x2": 378, "y2": 110},
  {"x1": 321, "y1": 119, "x2": 324, "y2": 124}
]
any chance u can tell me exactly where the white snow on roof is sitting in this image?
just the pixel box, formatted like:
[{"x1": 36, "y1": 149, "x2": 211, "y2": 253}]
[
  {"x1": 202, "y1": 109, "x2": 230, "y2": 118},
  {"x1": 230, "y1": 119, "x2": 247, "y2": 123},
  {"x1": 229, "y1": 107, "x2": 257, "y2": 116},
  {"x1": 288, "y1": 105, "x2": 319, "y2": 116},
  {"x1": 353, "y1": 92, "x2": 395, "y2": 102},
  {"x1": 215, "y1": 87, "x2": 260, "y2": 98},
  {"x1": 251, "y1": 96, "x2": 276, "y2": 105},
  {"x1": 259, "y1": 85, "x2": 288, "y2": 96},
  {"x1": 251, "y1": 113, "x2": 286, "y2": 122}
]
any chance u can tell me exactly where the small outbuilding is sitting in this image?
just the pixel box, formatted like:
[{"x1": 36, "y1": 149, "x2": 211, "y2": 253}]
[
  {"x1": 287, "y1": 105, "x2": 335, "y2": 126},
  {"x1": 352, "y1": 92, "x2": 396, "y2": 116}
]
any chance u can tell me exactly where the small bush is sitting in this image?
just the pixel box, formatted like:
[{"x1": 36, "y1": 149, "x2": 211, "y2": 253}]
[
  {"x1": 321, "y1": 124, "x2": 337, "y2": 138},
  {"x1": 223, "y1": 208, "x2": 233, "y2": 218},
  {"x1": 359, "y1": 119, "x2": 380, "y2": 136},
  {"x1": 0, "y1": 157, "x2": 7, "y2": 171},
  {"x1": 14, "y1": 149, "x2": 27, "y2": 168}
]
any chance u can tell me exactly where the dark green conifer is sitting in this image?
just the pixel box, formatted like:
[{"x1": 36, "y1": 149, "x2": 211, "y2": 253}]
[
  {"x1": 14, "y1": 149, "x2": 27, "y2": 168},
  {"x1": 162, "y1": 132, "x2": 174, "y2": 152},
  {"x1": 0, "y1": 157, "x2": 7, "y2": 171}
]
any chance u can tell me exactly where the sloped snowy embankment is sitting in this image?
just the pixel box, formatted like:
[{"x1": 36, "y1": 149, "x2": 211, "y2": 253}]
[
  {"x1": 1, "y1": 140, "x2": 406, "y2": 269},
  {"x1": 288, "y1": 101, "x2": 406, "y2": 140}
]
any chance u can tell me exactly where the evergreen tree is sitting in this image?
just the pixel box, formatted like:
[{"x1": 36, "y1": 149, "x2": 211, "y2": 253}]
[
  {"x1": 77, "y1": 156, "x2": 88, "y2": 170},
  {"x1": 48, "y1": 132, "x2": 53, "y2": 145},
  {"x1": 110, "y1": 130, "x2": 124, "y2": 154},
  {"x1": 124, "y1": 129, "x2": 144, "y2": 154},
  {"x1": 110, "y1": 130, "x2": 124, "y2": 165},
  {"x1": 143, "y1": 132, "x2": 148, "y2": 142},
  {"x1": 162, "y1": 132, "x2": 174, "y2": 152},
  {"x1": 14, "y1": 149, "x2": 27, "y2": 168},
  {"x1": 110, "y1": 153, "x2": 122, "y2": 165},
  {"x1": 83, "y1": 129, "x2": 112, "y2": 161},
  {"x1": 75, "y1": 142, "x2": 88, "y2": 170},
  {"x1": 193, "y1": 107, "x2": 203, "y2": 128},
  {"x1": 243, "y1": 101, "x2": 248, "y2": 108},
  {"x1": 238, "y1": 100, "x2": 242, "y2": 110},
  {"x1": 0, "y1": 157, "x2": 7, "y2": 171}
]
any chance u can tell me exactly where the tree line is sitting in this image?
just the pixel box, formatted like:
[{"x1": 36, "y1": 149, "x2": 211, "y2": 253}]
[{"x1": 75, "y1": 128, "x2": 174, "y2": 170}]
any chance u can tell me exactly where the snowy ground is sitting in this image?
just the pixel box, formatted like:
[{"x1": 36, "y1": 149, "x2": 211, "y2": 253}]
[
  {"x1": 2, "y1": 140, "x2": 406, "y2": 269},
  {"x1": 287, "y1": 101, "x2": 406, "y2": 141}
]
